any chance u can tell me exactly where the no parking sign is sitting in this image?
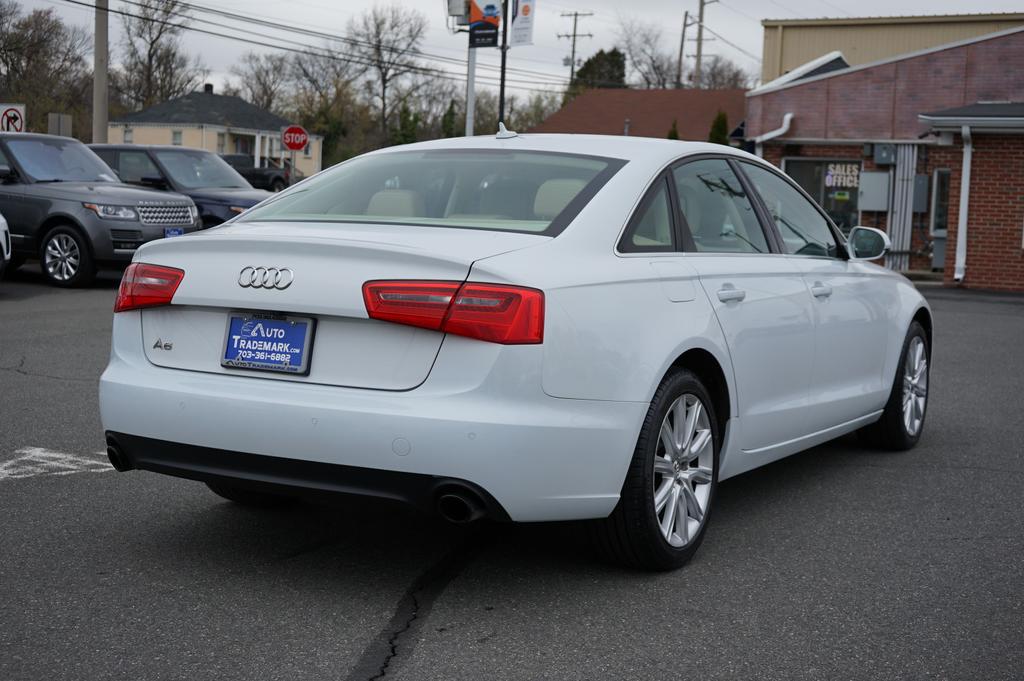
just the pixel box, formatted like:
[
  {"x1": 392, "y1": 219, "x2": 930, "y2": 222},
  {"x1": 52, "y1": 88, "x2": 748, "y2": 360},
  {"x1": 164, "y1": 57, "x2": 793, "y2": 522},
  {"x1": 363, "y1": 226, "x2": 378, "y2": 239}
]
[{"x1": 0, "y1": 104, "x2": 26, "y2": 132}]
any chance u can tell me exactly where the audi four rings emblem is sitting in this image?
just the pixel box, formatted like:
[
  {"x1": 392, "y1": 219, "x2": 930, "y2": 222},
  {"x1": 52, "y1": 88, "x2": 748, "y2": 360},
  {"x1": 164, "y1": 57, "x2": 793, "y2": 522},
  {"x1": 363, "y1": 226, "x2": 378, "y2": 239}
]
[{"x1": 239, "y1": 266, "x2": 294, "y2": 290}]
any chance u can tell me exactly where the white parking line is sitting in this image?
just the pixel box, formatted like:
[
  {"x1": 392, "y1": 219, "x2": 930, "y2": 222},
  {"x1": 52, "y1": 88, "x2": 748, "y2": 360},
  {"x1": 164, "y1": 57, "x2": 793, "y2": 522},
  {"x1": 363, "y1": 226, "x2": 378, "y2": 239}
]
[{"x1": 0, "y1": 447, "x2": 113, "y2": 481}]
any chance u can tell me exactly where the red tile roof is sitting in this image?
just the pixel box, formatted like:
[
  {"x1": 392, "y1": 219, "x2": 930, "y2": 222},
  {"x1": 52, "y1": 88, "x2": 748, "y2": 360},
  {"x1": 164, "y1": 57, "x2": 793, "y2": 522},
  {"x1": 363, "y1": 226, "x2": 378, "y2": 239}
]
[{"x1": 528, "y1": 88, "x2": 747, "y2": 140}]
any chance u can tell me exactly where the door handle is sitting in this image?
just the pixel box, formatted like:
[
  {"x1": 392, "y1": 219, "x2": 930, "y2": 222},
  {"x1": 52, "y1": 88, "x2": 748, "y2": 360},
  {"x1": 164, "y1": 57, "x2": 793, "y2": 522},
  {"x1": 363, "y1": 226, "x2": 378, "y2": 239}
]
[
  {"x1": 717, "y1": 286, "x2": 746, "y2": 303},
  {"x1": 810, "y1": 282, "x2": 833, "y2": 298}
]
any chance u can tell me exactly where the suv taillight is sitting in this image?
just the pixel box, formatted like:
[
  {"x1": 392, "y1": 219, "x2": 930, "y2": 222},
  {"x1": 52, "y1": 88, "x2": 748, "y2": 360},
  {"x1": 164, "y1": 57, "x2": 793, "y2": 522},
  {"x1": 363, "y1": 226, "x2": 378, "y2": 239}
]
[
  {"x1": 114, "y1": 263, "x2": 184, "y2": 313},
  {"x1": 362, "y1": 280, "x2": 544, "y2": 344}
]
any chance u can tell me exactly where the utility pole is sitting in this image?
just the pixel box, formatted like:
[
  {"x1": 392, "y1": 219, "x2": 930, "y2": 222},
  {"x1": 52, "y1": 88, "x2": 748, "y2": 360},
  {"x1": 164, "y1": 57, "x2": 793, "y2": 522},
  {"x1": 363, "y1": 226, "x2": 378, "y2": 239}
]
[
  {"x1": 694, "y1": 0, "x2": 718, "y2": 88},
  {"x1": 498, "y1": 0, "x2": 509, "y2": 124},
  {"x1": 557, "y1": 11, "x2": 593, "y2": 83},
  {"x1": 92, "y1": 0, "x2": 109, "y2": 143},
  {"x1": 675, "y1": 10, "x2": 691, "y2": 88}
]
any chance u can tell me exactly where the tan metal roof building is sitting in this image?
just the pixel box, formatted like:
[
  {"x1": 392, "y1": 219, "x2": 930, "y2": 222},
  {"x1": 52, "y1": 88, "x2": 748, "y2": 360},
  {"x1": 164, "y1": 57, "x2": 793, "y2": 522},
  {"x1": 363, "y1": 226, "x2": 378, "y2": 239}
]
[{"x1": 761, "y1": 13, "x2": 1024, "y2": 82}]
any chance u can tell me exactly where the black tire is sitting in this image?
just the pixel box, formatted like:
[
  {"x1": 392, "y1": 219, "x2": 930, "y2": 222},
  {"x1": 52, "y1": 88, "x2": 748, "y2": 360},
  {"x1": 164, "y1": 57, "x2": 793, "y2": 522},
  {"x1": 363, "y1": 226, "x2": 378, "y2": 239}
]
[
  {"x1": 38, "y1": 225, "x2": 95, "y2": 287},
  {"x1": 858, "y1": 321, "x2": 930, "y2": 451},
  {"x1": 270, "y1": 178, "x2": 287, "y2": 192},
  {"x1": 205, "y1": 481, "x2": 296, "y2": 508},
  {"x1": 591, "y1": 369, "x2": 721, "y2": 571}
]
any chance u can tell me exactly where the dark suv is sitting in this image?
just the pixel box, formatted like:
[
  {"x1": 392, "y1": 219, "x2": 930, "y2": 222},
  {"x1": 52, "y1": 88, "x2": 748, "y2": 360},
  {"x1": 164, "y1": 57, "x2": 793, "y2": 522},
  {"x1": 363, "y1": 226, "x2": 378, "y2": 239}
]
[
  {"x1": 91, "y1": 145, "x2": 271, "y2": 228},
  {"x1": 0, "y1": 133, "x2": 200, "y2": 287}
]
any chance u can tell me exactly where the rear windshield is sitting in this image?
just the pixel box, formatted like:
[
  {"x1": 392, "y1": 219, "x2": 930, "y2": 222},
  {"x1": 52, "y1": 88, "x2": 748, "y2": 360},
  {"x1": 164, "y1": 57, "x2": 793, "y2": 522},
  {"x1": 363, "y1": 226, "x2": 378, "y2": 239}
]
[{"x1": 238, "y1": 149, "x2": 625, "y2": 235}]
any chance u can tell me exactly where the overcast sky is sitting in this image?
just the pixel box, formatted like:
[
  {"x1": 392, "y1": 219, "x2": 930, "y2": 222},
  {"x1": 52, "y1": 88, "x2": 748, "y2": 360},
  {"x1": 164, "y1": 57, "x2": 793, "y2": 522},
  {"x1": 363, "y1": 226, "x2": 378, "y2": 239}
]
[{"x1": 23, "y1": 0, "x2": 1024, "y2": 98}]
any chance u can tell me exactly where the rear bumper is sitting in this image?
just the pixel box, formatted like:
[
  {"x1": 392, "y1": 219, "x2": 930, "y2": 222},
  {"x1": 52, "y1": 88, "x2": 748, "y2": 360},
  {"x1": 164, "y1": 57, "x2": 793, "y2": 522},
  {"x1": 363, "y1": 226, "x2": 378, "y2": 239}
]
[
  {"x1": 105, "y1": 431, "x2": 511, "y2": 520},
  {"x1": 100, "y1": 312, "x2": 647, "y2": 522}
]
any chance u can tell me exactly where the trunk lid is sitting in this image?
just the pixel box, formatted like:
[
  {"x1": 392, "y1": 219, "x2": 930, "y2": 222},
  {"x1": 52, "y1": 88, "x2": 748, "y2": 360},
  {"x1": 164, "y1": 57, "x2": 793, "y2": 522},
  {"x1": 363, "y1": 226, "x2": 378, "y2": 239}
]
[{"x1": 136, "y1": 221, "x2": 546, "y2": 390}]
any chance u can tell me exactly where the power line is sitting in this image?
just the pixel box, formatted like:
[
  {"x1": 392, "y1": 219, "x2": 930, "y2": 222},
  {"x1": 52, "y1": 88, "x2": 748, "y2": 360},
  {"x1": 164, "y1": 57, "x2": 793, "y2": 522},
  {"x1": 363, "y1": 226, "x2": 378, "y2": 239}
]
[
  {"x1": 58, "y1": 0, "x2": 565, "y2": 94},
  {"x1": 171, "y1": 0, "x2": 571, "y2": 85},
  {"x1": 692, "y1": 20, "x2": 762, "y2": 63}
]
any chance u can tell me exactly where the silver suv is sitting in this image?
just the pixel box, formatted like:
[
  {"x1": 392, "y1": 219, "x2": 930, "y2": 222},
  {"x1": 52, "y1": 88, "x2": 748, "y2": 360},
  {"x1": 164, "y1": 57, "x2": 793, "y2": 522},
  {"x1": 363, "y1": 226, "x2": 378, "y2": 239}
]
[{"x1": 0, "y1": 133, "x2": 200, "y2": 287}]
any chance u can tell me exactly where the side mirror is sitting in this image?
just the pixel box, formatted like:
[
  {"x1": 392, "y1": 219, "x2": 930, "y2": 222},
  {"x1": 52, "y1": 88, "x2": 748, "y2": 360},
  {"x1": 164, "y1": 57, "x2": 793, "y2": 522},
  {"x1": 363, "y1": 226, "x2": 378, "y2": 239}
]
[
  {"x1": 848, "y1": 226, "x2": 890, "y2": 261},
  {"x1": 0, "y1": 164, "x2": 14, "y2": 181}
]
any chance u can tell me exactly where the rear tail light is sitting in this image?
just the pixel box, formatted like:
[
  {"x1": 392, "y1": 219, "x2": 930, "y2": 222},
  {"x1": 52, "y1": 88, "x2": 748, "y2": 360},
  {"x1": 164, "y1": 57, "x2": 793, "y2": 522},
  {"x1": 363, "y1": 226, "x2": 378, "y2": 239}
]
[
  {"x1": 363, "y1": 280, "x2": 544, "y2": 344},
  {"x1": 114, "y1": 263, "x2": 184, "y2": 313}
]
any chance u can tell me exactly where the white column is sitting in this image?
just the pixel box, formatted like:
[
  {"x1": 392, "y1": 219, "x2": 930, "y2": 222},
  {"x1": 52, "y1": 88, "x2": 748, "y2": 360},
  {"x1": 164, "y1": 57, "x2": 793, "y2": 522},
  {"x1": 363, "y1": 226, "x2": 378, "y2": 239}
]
[{"x1": 254, "y1": 132, "x2": 262, "y2": 168}]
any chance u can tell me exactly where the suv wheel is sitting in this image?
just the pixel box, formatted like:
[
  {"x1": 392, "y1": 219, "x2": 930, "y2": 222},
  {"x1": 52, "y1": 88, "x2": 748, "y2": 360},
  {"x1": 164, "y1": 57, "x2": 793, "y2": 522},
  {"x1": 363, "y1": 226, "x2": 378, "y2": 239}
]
[{"x1": 40, "y1": 225, "x2": 95, "y2": 287}]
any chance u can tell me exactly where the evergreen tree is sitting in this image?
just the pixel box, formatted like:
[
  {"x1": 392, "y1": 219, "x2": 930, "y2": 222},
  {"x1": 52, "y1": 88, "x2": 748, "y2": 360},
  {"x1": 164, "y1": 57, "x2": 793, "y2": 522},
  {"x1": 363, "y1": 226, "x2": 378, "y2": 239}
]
[
  {"x1": 708, "y1": 110, "x2": 730, "y2": 145},
  {"x1": 441, "y1": 100, "x2": 458, "y2": 138},
  {"x1": 391, "y1": 104, "x2": 420, "y2": 145},
  {"x1": 667, "y1": 119, "x2": 680, "y2": 140}
]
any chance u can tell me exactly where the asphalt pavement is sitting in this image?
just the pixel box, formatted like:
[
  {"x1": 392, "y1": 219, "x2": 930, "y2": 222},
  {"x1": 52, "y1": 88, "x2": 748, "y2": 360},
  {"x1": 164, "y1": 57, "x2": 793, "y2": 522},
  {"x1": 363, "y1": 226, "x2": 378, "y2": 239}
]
[{"x1": 1, "y1": 265, "x2": 1022, "y2": 681}]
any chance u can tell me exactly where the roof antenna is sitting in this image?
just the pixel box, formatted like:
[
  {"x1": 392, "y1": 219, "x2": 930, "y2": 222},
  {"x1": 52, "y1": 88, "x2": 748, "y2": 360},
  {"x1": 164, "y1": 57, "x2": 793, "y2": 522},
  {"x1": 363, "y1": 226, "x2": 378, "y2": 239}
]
[{"x1": 496, "y1": 122, "x2": 518, "y2": 139}]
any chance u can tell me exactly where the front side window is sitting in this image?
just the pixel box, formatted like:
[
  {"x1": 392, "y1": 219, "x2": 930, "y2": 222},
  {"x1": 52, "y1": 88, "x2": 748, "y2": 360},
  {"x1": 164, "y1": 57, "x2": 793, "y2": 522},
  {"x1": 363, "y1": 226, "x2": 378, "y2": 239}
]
[
  {"x1": 118, "y1": 151, "x2": 161, "y2": 183},
  {"x1": 741, "y1": 162, "x2": 839, "y2": 258},
  {"x1": 672, "y1": 159, "x2": 768, "y2": 254},
  {"x1": 153, "y1": 149, "x2": 249, "y2": 190},
  {"x1": 5, "y1": 137, "x2": 117, "y2": 182},
  {"x1": 239, "y1": 149, "x2": 625, "y2": 236},
  {"x1": 619, "y1": 178, "x2": 674, "y2": 252}
]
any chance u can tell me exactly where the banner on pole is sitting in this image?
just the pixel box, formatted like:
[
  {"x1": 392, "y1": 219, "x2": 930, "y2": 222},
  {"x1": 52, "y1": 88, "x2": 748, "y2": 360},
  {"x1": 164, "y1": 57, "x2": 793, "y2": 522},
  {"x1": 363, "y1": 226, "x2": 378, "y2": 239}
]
[
  {"x1": 509, "y1": 0, "x2": 535, "y2": 47},
  {"x1": 468, "y1": 0, "x2": 500, "y2": 48}
]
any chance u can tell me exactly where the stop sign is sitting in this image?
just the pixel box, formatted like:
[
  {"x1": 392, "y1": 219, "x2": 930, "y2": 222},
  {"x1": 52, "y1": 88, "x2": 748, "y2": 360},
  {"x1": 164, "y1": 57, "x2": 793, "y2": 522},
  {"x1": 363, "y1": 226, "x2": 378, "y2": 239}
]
[{"x1": 281, "y1": 125, "x2": 308, "y2": 151}]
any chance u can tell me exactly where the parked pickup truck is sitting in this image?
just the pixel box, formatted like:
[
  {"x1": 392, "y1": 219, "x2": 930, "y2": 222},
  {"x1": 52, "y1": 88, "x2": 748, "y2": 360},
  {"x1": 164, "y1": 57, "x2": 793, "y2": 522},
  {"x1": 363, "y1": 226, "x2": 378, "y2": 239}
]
[{"x1": 220, "y1": 154, "x2": 300, "y2": 192}]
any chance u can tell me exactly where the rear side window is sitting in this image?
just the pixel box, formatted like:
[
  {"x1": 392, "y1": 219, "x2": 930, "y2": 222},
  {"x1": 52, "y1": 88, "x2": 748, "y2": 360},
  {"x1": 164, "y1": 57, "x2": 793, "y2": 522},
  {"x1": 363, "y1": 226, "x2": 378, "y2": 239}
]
[
  {"x1": 740, "y1": 162, "x2": 839, "y2": 258},
  {"x1": 672, "y1": 159, "x2": 768, "y2": 254},
  {"x1": 619, "y1": 178, "x2": 674, "y2": 252},
  {"x1": 239, "y1": 149, "x2": 626, "y2": 236}
]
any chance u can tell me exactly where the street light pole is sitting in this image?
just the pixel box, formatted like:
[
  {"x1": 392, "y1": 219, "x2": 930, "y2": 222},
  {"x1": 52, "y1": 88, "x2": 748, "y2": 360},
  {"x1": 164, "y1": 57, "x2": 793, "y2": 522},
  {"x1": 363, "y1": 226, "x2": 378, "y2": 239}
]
[{"x1": 497, "y1": 0, "x2": 509, "y2": 124}]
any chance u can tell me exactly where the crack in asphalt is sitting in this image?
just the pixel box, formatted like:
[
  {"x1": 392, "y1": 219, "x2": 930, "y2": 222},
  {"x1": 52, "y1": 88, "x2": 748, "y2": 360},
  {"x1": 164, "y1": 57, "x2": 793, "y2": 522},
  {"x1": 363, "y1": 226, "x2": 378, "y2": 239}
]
[
  {"x1": 0, "y1": 355, "x2": 96, "y2": 383},
  {"x1": 345, "y1": 529, "x2": 490, "y2": 681}
]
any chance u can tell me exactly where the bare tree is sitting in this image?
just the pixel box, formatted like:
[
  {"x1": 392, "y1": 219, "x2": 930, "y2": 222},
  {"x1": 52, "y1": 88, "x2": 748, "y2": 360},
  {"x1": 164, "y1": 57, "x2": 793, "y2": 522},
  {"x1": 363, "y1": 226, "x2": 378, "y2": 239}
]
[
  {"x1": 698, "y1": 55, "x2": 750, "y2": 89},
  {"x1": 113, "y1": 0, "x2": 205, "y2": 110},
  {"x1": 288, "y1": 43, "x2": 370, "y2": 163},
  {"x1": 0, "y1": 1, "x2": 92, "y2": 135},
  {"x1": 346, "y1": 4, "x2": 428, "y2": 145},
  {"x1": 618, "y1": 18, "x2": 675, "y2": 89},
  {"x1": 229, "y1": 51, "x2": 289, "y2": 112}
]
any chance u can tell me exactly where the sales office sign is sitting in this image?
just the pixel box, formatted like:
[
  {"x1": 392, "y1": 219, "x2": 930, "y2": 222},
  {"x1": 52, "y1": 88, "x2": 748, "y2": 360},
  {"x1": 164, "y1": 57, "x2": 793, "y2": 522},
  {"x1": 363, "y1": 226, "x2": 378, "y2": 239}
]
[{"x1": 825, "y1": 162, "x2": 860, "y2": 188}]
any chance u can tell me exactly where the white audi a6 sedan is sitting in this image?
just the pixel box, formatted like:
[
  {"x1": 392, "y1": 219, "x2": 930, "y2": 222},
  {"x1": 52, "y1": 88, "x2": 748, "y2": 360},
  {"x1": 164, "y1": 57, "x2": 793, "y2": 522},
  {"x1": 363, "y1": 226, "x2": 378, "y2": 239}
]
[{"x1": 100, "y1": 133, "x2": 931, "y2": 570}]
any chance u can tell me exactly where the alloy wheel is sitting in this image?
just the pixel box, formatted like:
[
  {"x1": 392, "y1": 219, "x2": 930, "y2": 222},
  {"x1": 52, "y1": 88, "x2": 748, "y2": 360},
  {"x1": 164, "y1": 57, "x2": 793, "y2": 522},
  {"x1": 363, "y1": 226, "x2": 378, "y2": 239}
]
[
  {"x1": 902, "y1": 336, "x2": 928, "y2": 436},
  {"x1": 44, "y1": 233, "x2": 80, "y2": 282},
  {"x1": 652, "y1": 393, "x2": 714, "y2": 548}
]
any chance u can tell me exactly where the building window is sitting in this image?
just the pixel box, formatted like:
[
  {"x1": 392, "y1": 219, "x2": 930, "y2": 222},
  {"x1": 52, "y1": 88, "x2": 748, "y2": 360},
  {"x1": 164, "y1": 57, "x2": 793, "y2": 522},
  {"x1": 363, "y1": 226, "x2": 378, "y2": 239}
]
[
  {"x1": 782, "y1": 159, "x2": 862, "y2": 233},
  {"x1": 235, "y1": 136, "x2": 251, "y2": 155},
  {"x1": 216, "y1": 132, "x2": 226, "y2": 155},
  {"x1": 303, "y1": 141, "x2": 311, "y2": 158},
  {"x1": 171, "y1": 130, "x2": 182, "y2": 146},
  {"x1": 123, "y1": 128, "x2": 133, "y2": 144},
  {"x1": 931, "y1": 169, "x2": 951, "y2": 237}
]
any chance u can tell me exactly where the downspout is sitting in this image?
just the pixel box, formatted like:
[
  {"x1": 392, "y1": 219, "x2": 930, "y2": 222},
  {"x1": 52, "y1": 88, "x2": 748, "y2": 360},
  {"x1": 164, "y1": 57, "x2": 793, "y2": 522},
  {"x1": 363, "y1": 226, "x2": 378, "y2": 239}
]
[
  {"x1": 953, "y1": 125, "x2": 972, "y2": 282},
  {"x1": 754, "y1": 112, "x2": 793, "y2": 157}
]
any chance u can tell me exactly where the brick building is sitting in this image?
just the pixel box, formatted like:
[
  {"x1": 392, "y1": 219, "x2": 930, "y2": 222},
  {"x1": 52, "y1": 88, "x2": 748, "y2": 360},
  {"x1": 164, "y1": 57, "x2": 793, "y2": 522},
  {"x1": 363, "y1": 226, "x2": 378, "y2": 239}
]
[{"x1": 746, "y1": 25, "x2": 1024, "y2": 291}]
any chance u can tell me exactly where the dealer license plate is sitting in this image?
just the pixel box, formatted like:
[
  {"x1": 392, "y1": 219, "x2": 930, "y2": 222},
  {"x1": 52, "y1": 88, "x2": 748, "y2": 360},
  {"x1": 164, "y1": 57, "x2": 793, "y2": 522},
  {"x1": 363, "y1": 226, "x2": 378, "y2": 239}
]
[{"x1": 221, "y1": 313, "x2": 314, "y2": 374}]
